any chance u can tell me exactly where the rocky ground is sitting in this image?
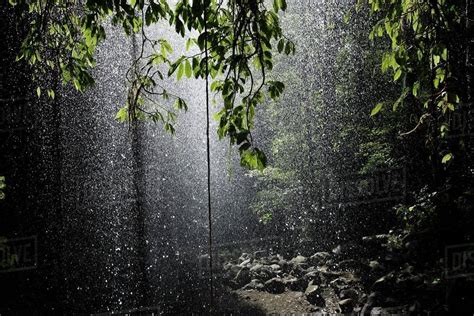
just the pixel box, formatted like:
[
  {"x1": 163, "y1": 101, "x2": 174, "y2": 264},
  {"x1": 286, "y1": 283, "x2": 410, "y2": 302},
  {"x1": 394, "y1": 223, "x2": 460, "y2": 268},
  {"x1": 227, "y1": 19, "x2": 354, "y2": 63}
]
[{"x1": 216, "y1": 231, "x2": 466, "y2": 315}]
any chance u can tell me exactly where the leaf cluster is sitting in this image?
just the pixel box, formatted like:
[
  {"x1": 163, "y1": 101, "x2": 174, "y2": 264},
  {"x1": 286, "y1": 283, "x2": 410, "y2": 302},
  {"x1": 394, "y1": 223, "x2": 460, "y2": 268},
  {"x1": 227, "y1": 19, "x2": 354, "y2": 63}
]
[{"x1": 10, "y1": 0, "x2": 295, "y2": 170}]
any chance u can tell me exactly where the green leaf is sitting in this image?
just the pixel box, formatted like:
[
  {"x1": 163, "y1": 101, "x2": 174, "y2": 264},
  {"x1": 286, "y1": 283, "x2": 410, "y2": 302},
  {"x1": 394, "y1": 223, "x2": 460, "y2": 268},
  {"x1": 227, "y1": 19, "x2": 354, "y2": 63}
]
[
  {"x1": 36, "y1": 87, "x2": 41, "y2": 97},
  {"x1": 273, "y1": 0, "x2": 280, "y2": 12},
  {"x1": 47, "y1": 89, "x2": 55, "y2": 99},
  {"x1": 441, "y1": 48, "x2": 448, "y2": 61},
  {"x1": 115, "y1": 107, "x2": 128, "y2": 122},
  {"x1": 442, "y1": 153, "x2": 453, "y2": 164},
  {"x1": 393, "y1": 68, "x2": 402, "y2": 81},
  {"x1": 240, "y1": 148, "x2": 267, "y2": 171},
  {"x1": 277, "y1": 39, "x2": 284, "y2": 53},
  {"x1": 184, "y1": 59, "x2": 192, "y2": 78},
  {"x1": 344, "y1": 10, "x2": 352, "y2": 24},
  {"x1": 177, "y1": 62, "x2": 184, "y2": 80},
  {"x1": 210, "y1": 80, "x2": 221, "y2": 92},
  {"x1": 412, "y1": 81, "x2": 420, "y2": 97},
  {"x1": 164, "y1": 122, "x2": 175, "y2": 134},
  {"x1": 371, "y1": 102, "x2": 384, "y2": 116},
  {"x1": 185, "y1": 38, "x2": 193, "y2": 51},
  {"x1": 174, "y1": 98, "x2": 188, "y2": 111}
]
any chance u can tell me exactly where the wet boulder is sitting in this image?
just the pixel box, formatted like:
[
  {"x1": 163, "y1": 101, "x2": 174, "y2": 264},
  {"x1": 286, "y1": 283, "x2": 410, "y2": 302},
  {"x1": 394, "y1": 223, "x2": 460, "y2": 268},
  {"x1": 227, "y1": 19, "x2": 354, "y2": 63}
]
[
  {"x1": 338, "y1": 298, "x2": 355, "y2": 313},
  {"x1": 264, "y1": 277, "x2": 286, "y2": 294},
  {"x1": 249, "y1": 263, "x2": 263, "y2": 272},
  {"x1": 318, "y1": 268, "x2": 345, "y2": 284},
  {"x1": 305, "y1": 281, "x2": 325, "y2": 306},
  {"x1": 371, "y1": 272, "x2": 395, "y2": 292},
  {"x1": 239, "y1": 258, "x2": 252, "y2": 268},
  {"x1": 339, "y1": 288, "x2": 359, "y2": 302},
  {"x1": 369, "y1": 260, "x2": 384, "y2": 271},
  {"x1": 233, "y1": 267, "x2": 251, "y2": 288},
  {"x1": 268, "y1": 254, "x2": 282, "y2": 264},
  {"x1": 283, "y1": 276, "x2": 308, "y2": 292},
  {"x1": 362, "y1": 234, "x2": 390, "y2": 245},
  {"x1": 290, "y1": 255, "x2": 308, "y2": 265},
  {"x1": 278, "y1": 259, "x2": 292, "y2": 273},
  {"x1": 269, "y1": 264, "x2": 281, "y2": 272},
  {"x1": 223, "y1": 262, "x2": 241, "y2": 274},
  {"x1": 249, "y1": 264, "x2": 274, "y2": 281},
  {"x1": 253, "y1": 250, "x2": 267, "y2": 259},
  {"x1": 238, "y1": 253, "x2": 252, "y2": 263},
  {"x1": 362, "y1": 234, "x2": 390, "y2": 254},
  {"x1": 337, "y1": 259, "x2": 360, "y2": 271},
  {"x1": 242, "y1": 279, "x2": 264, "y2": 291},
  {"x1": 310, "y1": 252, "x2": 331, "y2": 266},
  {"x1": 303, "y1": 270, "x2": 321, "y2": 284},
  {"x1": 361, "y1": 291, "x2": 384, "y2": 314}
]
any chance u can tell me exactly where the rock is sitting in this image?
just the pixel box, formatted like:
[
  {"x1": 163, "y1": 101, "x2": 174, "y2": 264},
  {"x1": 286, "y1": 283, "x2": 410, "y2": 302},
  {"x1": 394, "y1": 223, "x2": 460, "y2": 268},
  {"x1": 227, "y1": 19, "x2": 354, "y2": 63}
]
[
  {"x1": 334, "y1": 273, "x2": 359, "y2": 286},
  {"x1": 338, "y1": 298, "x2": 355, "y2": 313},
  {"x1": 305, "y1": 281, "x2": 325, "y2": 306},
  {"x1": 291, "y1": 263, "x2": 308, "y2": 277},
  {"x1": 371, "y1": 272, "x2": 395, "y2": 292},
  {"x1": 270, "y1": 264, "x2": 281, "y2": 271},
  {"x1": 329, "y1": 277, "x2": 351, "y2": 291},
  {"x1": 383, "y1": 296, "x2": 400, "y2": 307},
  {"x1": 249, "y1": 264, "x2": 275, "y2": 281},
  {"x1": 369, "y1": 260, "x2": 384, "y2": 271},
  {"x1": 401, "y1": 264, "x2": 415, "y2": 274},
  {"x1": 283, "y1": 276, "x2": 308, "y2": 292},
  {"x1": 239, "y1": 253, "x2": 251, "y2": 263},
  {"x1": 264, "y1": 277, "x2": 286, "y2": 294},
  {"x1": 268, "y1": 254, "x2": 281, "y2": 264},
  {"x1": 239, "y1": 258, "x2": 252, "y2": 267},
  {"x1": 303, "y1": 271, "x2": 321, "y2": 284},
  {"x1": 249, "y1": 263, "x2": 263, "y2": 272},
  {"x1": 362, "y1": 235, "x2": 390, "y2": 253},
  {"x1": 339, "y1": 288, "x2": 359, "y2": 301},
  {"x1": 361, "y1": 292, "x2": 383, "y2": 315},
  {"x1": 233, "y1": 267, "x2": 251, "y2": 288},
  {"x1": 253, "y1": 250, "x2": 267, "y2": 259},
  {"x1": 241, "y1": 279, "x2": 264, "y2": 291},
  {"x1": 290, "y1": 255, "x2": 308, "y2": 265},
  {"x1": 309, "y1": 252, "x2": 331, "y2": 266},
  {"x1": 279, "y1": 260, "x2": 291, "y2": 273},
  {"x1": 224, "y1": 262, "x2": 241, "y2": 275},
  {"x1": 337, "y1": 259, "x2": 360, "y2": 271},
  {"x1": 396, "y1": 274, "x2": 423, "y2": 289},
  {"x1": 362, "y1": 234, "x2": 390, "y2": 245},
  {"x1": 319, "y1": 270, "x2": 344, "y2": 283}
]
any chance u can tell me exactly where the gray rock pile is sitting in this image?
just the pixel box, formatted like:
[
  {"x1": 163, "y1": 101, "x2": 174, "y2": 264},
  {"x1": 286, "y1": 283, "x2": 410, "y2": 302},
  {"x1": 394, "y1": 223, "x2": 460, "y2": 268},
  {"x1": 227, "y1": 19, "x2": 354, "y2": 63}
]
[
  {"x1": 222, "y1": 250, "x2": 366, "y2": 313},
  {"x1": 221, "y1": 233, "x2": 450, "y2": 314}
]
